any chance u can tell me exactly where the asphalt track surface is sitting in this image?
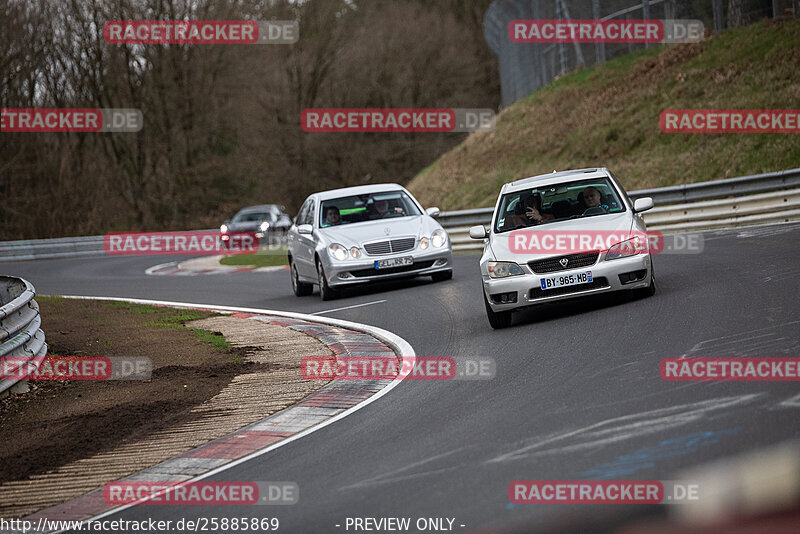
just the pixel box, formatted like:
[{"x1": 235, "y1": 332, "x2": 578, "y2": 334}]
[{"x1": 3, "y1": 223, "x2": 800, "y2": 532}]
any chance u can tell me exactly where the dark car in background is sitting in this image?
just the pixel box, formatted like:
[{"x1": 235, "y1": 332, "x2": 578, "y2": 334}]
[{"x1": 220, "y1": 204, "x2": 293, "y2": 247}]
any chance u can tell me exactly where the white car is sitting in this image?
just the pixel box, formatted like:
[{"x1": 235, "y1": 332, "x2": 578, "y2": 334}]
[
  {"x1": 288, "y1": 184, "x2": 453, "y2": 300},
  {"x1": 470, "y1": 168, "x2": 656, "y2": 329}
]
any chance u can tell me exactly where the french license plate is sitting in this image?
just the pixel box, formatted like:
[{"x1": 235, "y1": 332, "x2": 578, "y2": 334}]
[
  {"x1": 540, "y1": 271, "x2": 592, "y2": 290},
  {"x1": 375, "y1": 256, "x2": 413, "y2": 270}
]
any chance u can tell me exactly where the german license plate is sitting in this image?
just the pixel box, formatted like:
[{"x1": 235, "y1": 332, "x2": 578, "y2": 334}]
[
  {"x1": 540, "y1": 271, "x2": 592, "y2": 290},
  {"x1": 375, "y1": 256, "x2": 413, "y2": 270}
]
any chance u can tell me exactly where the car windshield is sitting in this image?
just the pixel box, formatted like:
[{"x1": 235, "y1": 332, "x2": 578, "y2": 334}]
[
  {"x1": 319, "y1": 191, "x2": 422, "y2": 228},
  {"x1": 232, "y1": 211, "x2": 273, "y2": 223},
  {"x1": 493, "y1": 177, "x2": 626, "y2": 234}
]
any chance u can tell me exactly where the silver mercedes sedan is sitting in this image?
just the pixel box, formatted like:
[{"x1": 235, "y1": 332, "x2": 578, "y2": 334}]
[
  {"x1": 287, "y1": 184, "x2": 453, "y2": 300},
  {"x1": 470, "y1": 168, "x2": 656, "y2": 329}
]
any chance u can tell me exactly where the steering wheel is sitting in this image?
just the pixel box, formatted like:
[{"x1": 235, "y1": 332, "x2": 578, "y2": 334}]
[{"x1": 582, "y1": 206, "x2": 608, "y2": 216}]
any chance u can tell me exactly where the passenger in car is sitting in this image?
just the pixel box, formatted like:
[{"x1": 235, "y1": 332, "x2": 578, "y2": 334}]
[
  {"x1": 323, "y1": 206, "x2": 341, "y2": 227},
  {"x1": 504, "y1": 192, "x2": 554, "y2": 229}
]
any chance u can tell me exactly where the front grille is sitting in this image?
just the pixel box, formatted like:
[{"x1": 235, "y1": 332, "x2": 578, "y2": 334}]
[
  {"x1": 528, "y1": 252, "x2": 599, "y2": 274},
  {"x1": 528, "y1": 277, "x2": 609, "y2": 299},
  {"x1": 349, "y1": 260, "x2": 435, "y2": 278},
  {"x1": 363, "y1": 237, "x2": 416, "y2": 256}
]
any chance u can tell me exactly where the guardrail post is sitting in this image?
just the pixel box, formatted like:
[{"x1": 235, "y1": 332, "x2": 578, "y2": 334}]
[
  {"x1": 642, "y1": 0, "x2": 651, "y2": 48},
  {"x1": 664, "y1": 0, "x2": 675, "y2": 23},
  {"x1": 713, "y1": 0, "x2": 725, "y2": 31},
  {"x1": 593, "y1": 0, "x2": 606, "y2": 64}
]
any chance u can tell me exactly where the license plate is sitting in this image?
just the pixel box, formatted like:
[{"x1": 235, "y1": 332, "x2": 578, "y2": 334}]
[
  {"x1": 375, "y1": 256, "x2": 413, "y2": 270},
  {"x1": 540, "y1": 271, "x2": 592, "y2": 290}
]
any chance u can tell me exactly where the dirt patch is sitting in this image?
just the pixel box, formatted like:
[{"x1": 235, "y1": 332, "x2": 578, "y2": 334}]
[
  {"x1": 0, "y1": 298, "x2": 250, "y2": 482},
  {"x1": 0, "y1": 300, "x2": 337, "y2": 519}
]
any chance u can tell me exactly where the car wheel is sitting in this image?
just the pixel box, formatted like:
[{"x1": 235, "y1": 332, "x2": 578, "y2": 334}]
[
  {"x1": 637, "y1": 264, "x2": 657, "y2": 298},
  {"x1": 431, "y1": 270, "x2": 453, "y2": 282},
  {"x1": 291, "y1": 262, "x2": 313, "y2": 297},
  {"x1": 484, "y1": 294, "x2": 512, "y2": 329},
  {"x1": 316, "y1": 259, "x2": 338, "y2": 301}
]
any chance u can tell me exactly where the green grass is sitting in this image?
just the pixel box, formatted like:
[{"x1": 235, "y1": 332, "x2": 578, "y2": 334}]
[
  {"x1": 190, "y1": 328, "x2": 232, "y2": 352},
  {"x1": 105, "y1": 301, "x2": 160, "y2": 314},
  {"x1": 219, "y1": 247, "x2": 289, "y2": 267},
  {"x1": 407, "y1": 18, "x2": 800, "y2": 210},
  {"x1": 103, "y1": 301, "x2": 233, "y2": 352}
]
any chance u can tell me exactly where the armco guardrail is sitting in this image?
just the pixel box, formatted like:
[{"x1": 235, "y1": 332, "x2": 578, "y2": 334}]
[
  {"x1": 1, "y1": 169, "x2": 799, "y2": 260},
  {"x1": 0, "y1": 229, "x2": 216, "y2": 263},
  {"x1": 0, "y1": 276, "x2": 47, "y2": 396},
  {"x1": 0, "y1": 235, "x2": 106, "y2": 262},
  {"x1": 439, "y1": 168, "x2": 800, "y2": 251}
]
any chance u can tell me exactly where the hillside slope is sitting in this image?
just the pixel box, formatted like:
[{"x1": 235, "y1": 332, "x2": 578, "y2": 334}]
[{"x1": 408, "y1": 18, "x2": 800, "y2": 210}]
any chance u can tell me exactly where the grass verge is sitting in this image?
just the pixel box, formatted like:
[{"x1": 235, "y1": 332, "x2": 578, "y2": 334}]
[{"x1": 408, "y1": 18, "x2": 800, "y2": 210}]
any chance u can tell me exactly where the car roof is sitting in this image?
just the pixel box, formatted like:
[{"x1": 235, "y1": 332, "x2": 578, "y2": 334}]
[
  {"x1": 314, "y1": 183, "x2": 406, "y2": 201},
  {"x1": 236, "y1": 204, "x2": 280, "y2": 213},
  {"x1": 501, "y1": 168, "x2": 611, "y2": 194}
]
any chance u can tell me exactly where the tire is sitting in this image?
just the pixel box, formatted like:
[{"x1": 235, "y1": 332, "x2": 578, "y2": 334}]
[
  {"x1": 484, "y1": 294, "x2": 513, "y2": 329},
  {"x1": 431, "y1": 270, "x2": 453, "y2": 282},
  {"x1": 637, "y1": 263, "x2": 657, "y2": 298},
  {"x1": 290, "y1": 261, "x2": 313, "y2": 297},
  {"x1": 316, "y1": 259, "x2": 338, "y2": 301}
]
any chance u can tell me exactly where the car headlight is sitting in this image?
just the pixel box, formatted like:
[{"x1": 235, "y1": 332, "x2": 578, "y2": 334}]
[
  {"x1": 431, "y1": 229, "x2": 447, "y2": 248},
  {"x1": 328, "y1": 243, "x2": 348, "y2": 261},
  {"x1": 419, "y1": 237, "x2": 429, "y2": 250},
  {"x1": 606, "y1": 236, "x2": 645, "y2": 260},
  {"x1": 487, "y1": 261, "x2": 523, "y2": 278},
  {"x1": 220, "y1": 224, "x2": 228, "y2": 233},
  {"x1": 260, "y1": 221, "x2": 270, "y2": 232},
  {"x1": 350, "y1": 246, "x2": 362, "y2": 259}
]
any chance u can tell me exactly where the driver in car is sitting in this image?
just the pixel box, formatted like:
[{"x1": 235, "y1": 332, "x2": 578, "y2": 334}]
[
  {"x1": 374, "y1": 199, "x2": 404, "y2": 217},
  {"x1": 580, "y1": 186, "x2": 604, "y2": 211}
]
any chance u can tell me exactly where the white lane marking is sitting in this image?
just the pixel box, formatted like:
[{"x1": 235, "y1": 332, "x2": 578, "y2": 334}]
[
  {"x1": 310, "y1": 300, "x2": 387, "y2": 316},
  {"x1": 778, "y1": 393, "x2": 800, "y2": 408},
  {"x1": 341, "y1": 448, "x2": 466, "y2": 490},
  {"x1": 53, "y1": 295, "x2": 415, "y2": 530},
  {"x1": 486, "y1": 394, "x2": 763, "y2": 464},
  {"x1": 144, "y1": 261, "x2": 179, "y2": 275}
]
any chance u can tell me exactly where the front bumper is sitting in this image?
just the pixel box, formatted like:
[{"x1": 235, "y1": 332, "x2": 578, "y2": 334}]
[
  {"x1": 323, "y1": 248, "x2": 453, "y2": 288},
  {"x1": 483, "y1": 252, "x2": 651, "y2": 312}
]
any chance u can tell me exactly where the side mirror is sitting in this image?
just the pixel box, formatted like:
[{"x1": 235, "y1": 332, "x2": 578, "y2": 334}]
[
  {"x1": 469, "y1": 225, "x2": 487, "y2": 239},
  {"x1": 633, "y1": 197, "x2": 654, "y2": 213},
  {"x1": 425, "y1": 207, "x2": 441, "y2": 218},
  {"x1": 297, "y1": 224, "x2": 313, "y2": 235}
]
